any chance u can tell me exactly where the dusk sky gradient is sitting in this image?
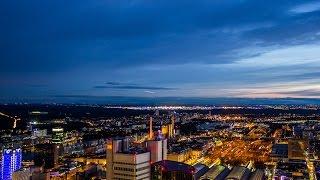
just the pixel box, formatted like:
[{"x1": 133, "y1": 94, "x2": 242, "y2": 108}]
[{"x1": 1, "y1": 0, "x2": 320, "y2": 102}]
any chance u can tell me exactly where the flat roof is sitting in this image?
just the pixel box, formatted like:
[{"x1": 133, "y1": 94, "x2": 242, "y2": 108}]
[
  {"x1": 226, "y1": 166, "x2": 250, "y2": 180},
  {"x1": 270, "y1": 143, "x2": 288, "y2": 158},
  {"x1": 153, "y1": 160, "x2": 194, "y2": 174},
  {"x1": 201, "y1": 165, "x2": 230, "y2": 180}
]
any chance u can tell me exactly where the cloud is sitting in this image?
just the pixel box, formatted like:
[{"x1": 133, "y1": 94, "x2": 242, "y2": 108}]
[
  {"x1": 94, "y1": 82, "x2": 177, "y2": 90},
  {"x1": 2, "y1": 0, "x2": 320, "y2": 100},
  {"x1": 105, "y1": 82, "x2": 137, "y2": 86},
  {"x1": 105, "y1": 82, "x2": 122, "y2": 86},
  {"x1": 289, "y1": 1, "x2": 320, "y2": 14},
  {"x1": 236, "y1": 89, "x2": 320, "y2": 98},
  {"x1": 2, "y1": 0, "x2": 317, "y2": 73},
  {"x1": 283, "y1": 89, "x2": 320, "y2": 97},
  {"x1": 234, "y1": 43, "x2": 320, "y2": 67},
  {"x1": 51, "y1": 95, "x2": 320, "y2": 105},
  {"x1": 144, "y1": 90, "x2": 156, "y2": 94},
  {"x1": 93, "y1": 85, "x2": 176, "y2": 90}
]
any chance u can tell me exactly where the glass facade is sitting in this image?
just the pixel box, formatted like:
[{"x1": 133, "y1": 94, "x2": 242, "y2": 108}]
[{"x1": 1, "y1": 148, "x2": 22, "y2": 180}]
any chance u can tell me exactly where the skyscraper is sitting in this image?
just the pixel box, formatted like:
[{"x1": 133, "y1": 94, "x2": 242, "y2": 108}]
[
  {"x1": 52, "y1": 127, "x2": 64, "y2": 144},
  {"x1": 149, "y1": 116, "x2": 153, "y2": 140},
  {"x1": 1, "y1": 148, "x2": 22, "y2": 180},
  {"x1": 168, "y1": 114, "x2": 175, "y2": 138}
]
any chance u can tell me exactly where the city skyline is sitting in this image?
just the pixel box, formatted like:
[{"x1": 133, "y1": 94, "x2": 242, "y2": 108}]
[{"x1": 1, "y1": 0, "x2": 320, "y2": 103}]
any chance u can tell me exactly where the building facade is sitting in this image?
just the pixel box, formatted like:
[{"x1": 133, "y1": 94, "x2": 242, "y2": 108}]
[
  {"x1": 52, "y1": 127, "x2": 64, "y2": 144},
  {"x1": 106, "y1": 138, "x2": 151, "y2": 180},
  {"x1": 147, "y1": 136, "x2": 167, "y2": 164},
  {"x1": 1, "y1": 148, "x2": 22, "y2": 180}
]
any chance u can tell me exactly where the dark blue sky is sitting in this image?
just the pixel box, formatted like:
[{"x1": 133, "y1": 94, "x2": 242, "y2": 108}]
[{"x1": 1, "y1": 0, "x2": 320, "y2": 102}]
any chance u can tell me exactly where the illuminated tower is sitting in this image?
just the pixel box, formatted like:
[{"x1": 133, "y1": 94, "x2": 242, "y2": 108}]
[
  {"x1": 52, "y1": 127, "x2": 64, "y2": 144},
  {"x1": 168, "y1": 114, "x2": 175, "y2": 138},
  {"x1": 149, "y1": 117, "x2": 154, "y2": 140},
  {"x1": 1, "y1": 148, "x2": 22, "y2": 180}
]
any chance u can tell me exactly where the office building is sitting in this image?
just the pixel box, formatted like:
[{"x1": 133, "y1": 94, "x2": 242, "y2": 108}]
[
  {"x1": 1, "y1": 148, "x2": 22, "y2": 180},
  {"x1": 106, "y1": 137, "x2": 151, "y2": 180},
  {"x1": 52, "y1": 127, "x2": 64, "y2": 144}
]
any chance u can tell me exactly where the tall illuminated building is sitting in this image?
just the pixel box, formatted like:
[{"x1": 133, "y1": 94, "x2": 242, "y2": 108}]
[
  {"x1": 52, "y1": 127, "x2": 64, "y2": 144},
  {"x1": 149, "y1": 117, "x2": 154, "y2": 140},
  {"x1": 161, "y1": 124, "x2": 169, "y2": 137},
  {"x1": 168, "y1": 114, "x2": 175, "y2": 138},
  {"x1": 1, "y1": 148, "x2": 22, "y2": 180}
]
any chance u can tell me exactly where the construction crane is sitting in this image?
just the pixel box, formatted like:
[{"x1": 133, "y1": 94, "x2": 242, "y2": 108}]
[{"x1": 0, "y1": 112, "x2": 21, "y2": 129}]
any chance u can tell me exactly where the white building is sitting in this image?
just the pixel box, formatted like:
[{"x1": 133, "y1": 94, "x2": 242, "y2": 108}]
[
  {"x1": 113, "y1": 152, "x2": 150, "y2": 180},
  {"x1": 106, "y1": 138, "x2": 151, "y2": 180},
  {"x1": 147, "y1": 134, "x2": 167, "y2": 164}
]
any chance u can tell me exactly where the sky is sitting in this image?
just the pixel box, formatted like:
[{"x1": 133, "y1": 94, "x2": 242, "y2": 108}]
[{"x1": 1, "y1": 0, "x2": 320, "y2": 103}]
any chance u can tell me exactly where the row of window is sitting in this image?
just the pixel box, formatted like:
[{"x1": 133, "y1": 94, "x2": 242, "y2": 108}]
[
  {"x1": 113, "y1": 177, "x2": 131, "y2": 180},
  {"x1": 114, "y1": 161, "x2": 149, "y2": 166},
  {"x1": 114, "y1": 167, "x2": 134, "y2": 172},
  {"x1": 136, "y1": 172, "x2": 151, "y2": 180},
  {"x1": 114, "y1": 173, "x2": 134, "y2": 177},
  {"x1": 136, "y1": 166, "x2": 150, "y2": 172},
  {"x1": 114, "y1": 166, "x2": 150, "y2": 172},
  {"x1": 114, "y1": 171, "x2": 150, "y2": 179}
]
